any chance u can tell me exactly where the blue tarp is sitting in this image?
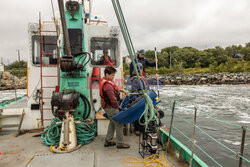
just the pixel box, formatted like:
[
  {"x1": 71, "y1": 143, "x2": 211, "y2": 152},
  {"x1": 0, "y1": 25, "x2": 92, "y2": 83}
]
[{"x1": 103, "y1": 90, "x2": 160, "y2": 123}]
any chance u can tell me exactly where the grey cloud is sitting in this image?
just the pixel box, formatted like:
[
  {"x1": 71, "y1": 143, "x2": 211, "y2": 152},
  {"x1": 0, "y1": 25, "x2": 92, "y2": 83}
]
[{"x1": 1, "y1": 0, "x2": 250, "y2": 64}]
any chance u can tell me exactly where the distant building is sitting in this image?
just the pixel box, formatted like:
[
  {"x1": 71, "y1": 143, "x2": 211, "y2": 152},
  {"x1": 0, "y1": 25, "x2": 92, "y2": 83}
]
[
  {"x1": 0, "y1": 64, "x2": 4, "y2": 72},
  {"x1": 233, "y1": 54, "x2": 243, "y2": 59}
]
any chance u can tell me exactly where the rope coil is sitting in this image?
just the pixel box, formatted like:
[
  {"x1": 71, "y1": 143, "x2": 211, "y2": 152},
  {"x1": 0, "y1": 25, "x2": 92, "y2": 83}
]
[
  {"x1": 124, "y1": 149, "x2": 178, "y2": 167},
  {"x1": 41, "y1": 117, "x2": 96, "y2": 146}
]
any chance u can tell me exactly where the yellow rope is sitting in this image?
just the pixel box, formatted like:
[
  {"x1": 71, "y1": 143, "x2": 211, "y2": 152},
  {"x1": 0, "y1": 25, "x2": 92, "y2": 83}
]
[{"x1": 124, "y1": 151, "x2": 173, "y2": 167}]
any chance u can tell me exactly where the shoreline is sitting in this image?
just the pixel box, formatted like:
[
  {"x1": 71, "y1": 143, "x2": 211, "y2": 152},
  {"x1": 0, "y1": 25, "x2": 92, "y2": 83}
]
[
  {"x1": 159, "y1": 72, "x2": 250, "y2": 85},
  {"x1": 0, "y1": 72, "x2": 249, "y2": 91},
  {"x1": 126, "y1": 72, "x2": 250, "y2": 85},
  {"x1": 0, "y1": 86, "x2": 26, "y2": 91}
]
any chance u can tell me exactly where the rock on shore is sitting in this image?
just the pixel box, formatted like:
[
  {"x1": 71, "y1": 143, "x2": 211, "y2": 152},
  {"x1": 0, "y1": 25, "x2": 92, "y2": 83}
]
[
  {"x1": 0, "y1": 72, "x2": 27, "y2": 90},
  {"x1": 157, "y1": 73, "x2": 250, "y2": 85}
]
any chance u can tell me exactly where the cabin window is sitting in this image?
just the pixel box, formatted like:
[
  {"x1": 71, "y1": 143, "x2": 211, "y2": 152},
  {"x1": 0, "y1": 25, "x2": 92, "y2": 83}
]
[
  {"x1": 90, "y1": 37, "x2": 119, "y2": 66},
  {"x1": 32, "y1": 35, "x2": 57, "y2": 65}
]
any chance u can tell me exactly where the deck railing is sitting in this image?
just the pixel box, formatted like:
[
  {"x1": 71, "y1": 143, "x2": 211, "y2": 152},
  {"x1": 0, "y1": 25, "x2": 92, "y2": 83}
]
[{"x1": 165, "y1": 101, "x2": 249, "y2": 167}]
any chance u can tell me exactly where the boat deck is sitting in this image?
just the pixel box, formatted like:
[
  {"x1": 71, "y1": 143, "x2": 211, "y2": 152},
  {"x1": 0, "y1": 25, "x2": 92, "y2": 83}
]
[{"x1": 0, "y1": 132, "x2": 188, "y2": 167}]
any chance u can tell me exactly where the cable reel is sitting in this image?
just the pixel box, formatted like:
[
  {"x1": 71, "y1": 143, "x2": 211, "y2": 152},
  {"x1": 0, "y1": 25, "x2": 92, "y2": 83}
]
[
  {"x1": 60, "y1": 52, "x2": 91, "y2": 72},
  {"x1": 51, "y1": 90, "x2": 91, "y2": 120}
]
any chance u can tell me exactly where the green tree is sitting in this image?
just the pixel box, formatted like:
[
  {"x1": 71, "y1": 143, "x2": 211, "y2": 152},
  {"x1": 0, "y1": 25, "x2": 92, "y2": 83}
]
[
  {"x1": 171, "y1": 47, "x2": 199, "y2": 68},
  {"x1": 198, "y1": 51, "x2": 215, "y2": 68},
  {"x1": 145, "y1": 50, "x2": 155, "y2": 62},
  {"x1": 205, "y1": 46, "x2": 228, "y2": 65},
  {"x1": 161, "y1": 46, "x2": 179, "y2": 55},
  {"x1": 240, "y1": 43, "x2": 250, "y2": 61},
  {"x1": 158, "y1": 51, "x2": 169, "y2": 68},
  {"x1": 6, "y1": 60, "x2": 27, "y2": 70},
  {"x1": 225, "y1": 45, "x2": 242, "y2": 57}
]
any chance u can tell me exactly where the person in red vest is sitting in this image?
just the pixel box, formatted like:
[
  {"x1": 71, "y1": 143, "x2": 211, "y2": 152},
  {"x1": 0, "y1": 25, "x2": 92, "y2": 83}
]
[
  {"x1": 103, "y1": 50, "x2": 115, "y2": 66},
  {"x1": 100, "y1": 66, "x2": 130, "y2": 149}
]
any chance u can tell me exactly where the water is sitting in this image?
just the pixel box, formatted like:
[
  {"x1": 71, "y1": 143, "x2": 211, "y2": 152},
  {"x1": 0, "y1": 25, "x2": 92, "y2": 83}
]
[
  {"x1": 1, "y1": 86, "x2": 249, "y2": 166},
  {"x1": 159, "y1": 85, "x2": 250, "y2": 167},
  {"x1": 0, "y1": 89, "x2": 26, "y2": 102}
]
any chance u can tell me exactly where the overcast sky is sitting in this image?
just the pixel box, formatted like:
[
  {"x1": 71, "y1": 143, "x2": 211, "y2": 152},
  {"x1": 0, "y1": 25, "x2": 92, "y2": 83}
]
[{"x1": 0, "y1": 0, "x2": 250, "y2": 64}]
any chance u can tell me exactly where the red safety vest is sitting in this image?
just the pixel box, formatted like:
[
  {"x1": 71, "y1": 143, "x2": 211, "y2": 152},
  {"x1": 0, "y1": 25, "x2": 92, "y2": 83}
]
[
  {"x1": 104, "y1": 56, "x2": 115, "y2": 66},
  {"x1": 142, "y1": 71, "x2": 146, "y2": 78},
  {"x1": 99, "y1": 78, "x2": 119, "y2": 102},
  {"x1": 138, "y1": 76, "x2": 149, "y2": 88}
]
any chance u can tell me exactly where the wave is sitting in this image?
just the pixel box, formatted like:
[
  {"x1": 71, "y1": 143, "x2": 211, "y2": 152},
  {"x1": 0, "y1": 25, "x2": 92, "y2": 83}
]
[{"x1": 223, "y1": 139, "x2": 241, "y2": 146}]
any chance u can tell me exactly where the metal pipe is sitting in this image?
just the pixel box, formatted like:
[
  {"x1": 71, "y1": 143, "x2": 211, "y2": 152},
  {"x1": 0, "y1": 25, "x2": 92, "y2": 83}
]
[
  {"x1": 82, "y1": 0, "x2": 85, "y2": 11},
  {"x1": 154, "y1": 47, "x2": 158, "y2": 72},
  {"x1": 17, "y1": 50, "x2": 20, "y2": 62},
  {"x1": 89, "y1": 0, "x2": 93, "y2": 23},
  {"x1": 167, "y1": 101, "x2": 176, "y2": 152},
  {"x1": 39, "y1": 12, "x2": 44, "y2": 127},
  {"x1": 63, "y1": 112, "x2": 70, "y2": 145},
  {"x1": 239, "y1": 126, "x2": 247, "y2": 167},
  {"x1": 189, "y1": 107, "x2": 197, "y2": 167},
  {"x1": 57, "y1": 0, "x2": 72, "y2": 56},
  {"x1": 154, "y1": 47, "x2": 159, "y2": 97}
]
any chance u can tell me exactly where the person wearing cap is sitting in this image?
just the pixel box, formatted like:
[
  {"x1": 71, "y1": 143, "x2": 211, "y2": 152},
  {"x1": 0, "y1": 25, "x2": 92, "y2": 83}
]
[
  {"x1": 130, "y1": 63, "x2": 149, "y2": 91},
  {"x1": 129, "y1": 49, "x2": 157, "y2": 77}
]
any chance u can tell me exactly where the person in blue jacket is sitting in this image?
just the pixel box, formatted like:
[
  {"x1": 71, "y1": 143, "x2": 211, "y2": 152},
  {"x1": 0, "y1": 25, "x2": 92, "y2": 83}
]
[
  {"x1": 130, "y1": 63, "x2": 149, "y2": 92},
  {"x1": 129, "y1": 49, "x2": 157, "y2": 77}
]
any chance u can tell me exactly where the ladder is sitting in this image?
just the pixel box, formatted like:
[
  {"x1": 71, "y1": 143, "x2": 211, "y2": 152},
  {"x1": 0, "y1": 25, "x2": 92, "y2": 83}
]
[
  {"x1": 39, "y1": 16, "x2": 60, "y2": 127},
  {"x1": 0, "y1": 109, "x2": 25, "y2": 137}
]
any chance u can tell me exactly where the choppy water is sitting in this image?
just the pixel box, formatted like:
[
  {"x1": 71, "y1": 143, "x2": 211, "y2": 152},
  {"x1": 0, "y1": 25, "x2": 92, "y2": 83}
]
[
  {"x1": 0, "y1": 86, "x2": 249, "y2": 166},
  {"x1": 159, "y1": 85, "x2": 250, "y2": 167},
  {"x1": 0, "y1": 89, "x2": 26, "y2": 102}
]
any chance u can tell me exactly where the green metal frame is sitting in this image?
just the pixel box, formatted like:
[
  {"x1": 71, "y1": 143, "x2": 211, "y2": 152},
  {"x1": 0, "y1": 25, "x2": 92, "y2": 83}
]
[
  {"x1": 59, "y1": 5, "x2": 89, "y2": 119},
  {"x1": 160, "y1": 128, "x2": 208, "y2": 167}
]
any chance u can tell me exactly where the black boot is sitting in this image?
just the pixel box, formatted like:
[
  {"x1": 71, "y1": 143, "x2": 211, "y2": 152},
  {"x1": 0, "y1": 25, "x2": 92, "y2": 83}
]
[
  {"x1": 104, "y1": 140, "x2": 116, "y2": 147},
  {"x1": 117, "y1": 143, "x2": 130, "y2": 149}
]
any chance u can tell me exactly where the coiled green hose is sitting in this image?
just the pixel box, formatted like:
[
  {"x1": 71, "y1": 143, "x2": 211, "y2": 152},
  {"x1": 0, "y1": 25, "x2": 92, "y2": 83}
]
[{"x1": 41, "y1": 117, "x2": 96, "y2": 146}]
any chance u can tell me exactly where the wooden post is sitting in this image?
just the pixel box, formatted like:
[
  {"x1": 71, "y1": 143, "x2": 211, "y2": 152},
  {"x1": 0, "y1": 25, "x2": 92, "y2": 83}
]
[
  {"x1": 189, "y1": 107, "x2": 197, "y2": 167},
  {"x1": 238, "y1": 126, "x2": 247, "y2": 167},
  {"x1": 16, "y1": 110, "x2": 25, "y2": 137}
]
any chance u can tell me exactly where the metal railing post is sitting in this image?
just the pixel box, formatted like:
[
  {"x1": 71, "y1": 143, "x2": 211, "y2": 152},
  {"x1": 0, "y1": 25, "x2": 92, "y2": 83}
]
[
  {"x1": 190, "y1": 107, "x2": 197, "y2": 167},
  {"x1": 239, "y1": 126, "x2": 247, "y2": 167},
  {"x1": 167, "y1": 101, "x2": 176, "y2": 152}
]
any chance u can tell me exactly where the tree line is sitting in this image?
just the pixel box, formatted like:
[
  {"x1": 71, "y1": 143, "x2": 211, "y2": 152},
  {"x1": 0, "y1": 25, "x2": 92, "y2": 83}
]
[{"x1": 124, "y1": 43, "x2": 250, "y2": 75}]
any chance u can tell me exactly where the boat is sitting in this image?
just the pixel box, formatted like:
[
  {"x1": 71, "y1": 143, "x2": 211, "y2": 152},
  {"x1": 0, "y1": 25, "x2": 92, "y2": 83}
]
[{"x1": 1, "y1": 1, "x2": 248, "y2": 167}]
